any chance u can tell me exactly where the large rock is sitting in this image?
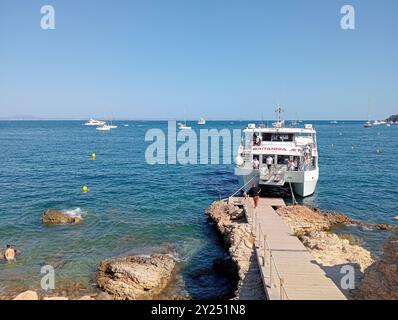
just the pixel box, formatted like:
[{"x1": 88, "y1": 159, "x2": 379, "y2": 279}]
[
  {"x1": 42, "y1": 209, "x2": 82, "y2": 224},
  {"x1": 13, "y1": 290, "x2": 39, "y2": 300},
  {"x1": 97, "y1": 254, "x2": 176, "y2": 300},
  {"x1": 358, "y1": 233, "x2": 398, "y2": 299}
]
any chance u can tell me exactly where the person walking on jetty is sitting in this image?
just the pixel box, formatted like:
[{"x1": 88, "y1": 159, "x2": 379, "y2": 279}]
[
  {"x1": 1, "y1": 244, "x2": 20, "y2": 261},
  {"x1": 249, "y1": 182, "x2": 262, "y2": 209}
]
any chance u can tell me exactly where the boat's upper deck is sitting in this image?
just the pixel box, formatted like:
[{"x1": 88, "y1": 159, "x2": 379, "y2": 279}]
[{"x1": 243, "y1": 125, "x2": 316, "y2": 135}]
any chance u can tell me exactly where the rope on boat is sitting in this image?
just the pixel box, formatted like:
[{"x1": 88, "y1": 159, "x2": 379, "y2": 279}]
[{"x1": 287, "y1": 179, "x2": 297, "y2": 205}]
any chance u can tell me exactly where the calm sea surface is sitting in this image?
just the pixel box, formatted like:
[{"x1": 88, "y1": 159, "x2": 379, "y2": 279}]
[{"x1": 0, "y1": 120, "x2": 397, "y2": 297}]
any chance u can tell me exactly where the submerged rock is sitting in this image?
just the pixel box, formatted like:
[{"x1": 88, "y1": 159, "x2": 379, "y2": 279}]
[
  {"x1": 13, "y1": 290, "x2": 39, "y2": 300},
  {"x1": 97, "y1": 254, "x2": 176, "y2": 300},
  {"x1": 358, "y1": 233, "x2": 398, "y2": 300},
  {"x1": 42, "y1": 209, "x2": 82, "y2": 224}
]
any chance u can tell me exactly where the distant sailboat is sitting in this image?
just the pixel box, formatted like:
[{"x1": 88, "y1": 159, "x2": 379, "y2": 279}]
[
  {"x1": 179, "y1": 110, "x2": 192, "y2": 130},
  {"x1": 108, "y1": 119, "x2": 118, "y2": 129}
]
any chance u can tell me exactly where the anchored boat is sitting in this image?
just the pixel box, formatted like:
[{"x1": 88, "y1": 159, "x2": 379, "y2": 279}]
[
  {"x1": 235, "y1": 106, "x2": 319, "y2": 197},
  {"x1": 85, "y1": 118, "x2": 106, "y2": 126},
  {"x1": 198, "y1": 117, "x2": 206, "y2": 125}
]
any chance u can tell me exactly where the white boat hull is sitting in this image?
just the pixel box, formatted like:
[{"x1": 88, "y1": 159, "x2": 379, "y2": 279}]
[{"x1": 236, "y1": 167, "x2": 318, "y2": 197}]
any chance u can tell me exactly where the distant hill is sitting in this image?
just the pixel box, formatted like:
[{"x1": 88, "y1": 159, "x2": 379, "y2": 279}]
[{"x1": 386, "y1": 114, "x2": 398, "y2": 122}]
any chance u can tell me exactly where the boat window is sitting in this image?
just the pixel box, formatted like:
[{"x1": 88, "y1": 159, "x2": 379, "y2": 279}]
[
  {"x1": 277, "y1": 155, "x2": 290, "y2": 165},
  {"x1": 262, "y1": 155, "x2": 274, "y2": 164},
  {"x1": 262, "y1": 133, "x2": 272, "y2": 141},
  {"x1": 262, "y1": 133, "x2": 294, "y2": 142}
]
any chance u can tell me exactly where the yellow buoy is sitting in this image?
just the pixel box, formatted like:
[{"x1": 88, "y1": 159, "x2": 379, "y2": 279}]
[
  {"x1": 91, "y1": 152, "x2": 96, "y2": 160},
  {"x1": 82, "y1": 185, "x2": 88, "y2": 192}
]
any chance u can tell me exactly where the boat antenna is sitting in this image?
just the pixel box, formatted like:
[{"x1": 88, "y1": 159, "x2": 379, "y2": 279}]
[{"x1": 275, "y1": 105, "x2": 284, "y2": 122}]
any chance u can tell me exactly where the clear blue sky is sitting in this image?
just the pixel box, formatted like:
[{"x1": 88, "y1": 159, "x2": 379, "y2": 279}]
[{"x1": 0, "y1": 0, "x2": 397, "y2": 120}]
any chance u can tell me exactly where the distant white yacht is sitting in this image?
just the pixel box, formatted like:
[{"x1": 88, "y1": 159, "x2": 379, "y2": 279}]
[
  {"x1": 85, "y1": 118, "x2": 106, "y2": 126},
  {"x1": 330, "y1": 120, "x2": 338, "y2": 124},
  {"x1": 364, "y1": 121, "x2": 372, "y2": 128},
  {"x1": 198, "y1": 117, "x2": 206, "y2": 125}
]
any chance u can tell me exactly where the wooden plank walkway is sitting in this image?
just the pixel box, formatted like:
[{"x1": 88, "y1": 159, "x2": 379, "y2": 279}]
[{"x1": 233, "y1": 196, "x2": 346, "y2": 300}]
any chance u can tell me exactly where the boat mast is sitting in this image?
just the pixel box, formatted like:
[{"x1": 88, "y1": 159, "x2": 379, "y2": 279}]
[{"x1": 275, "y1": 105, "x2": 284, "y2": 126}]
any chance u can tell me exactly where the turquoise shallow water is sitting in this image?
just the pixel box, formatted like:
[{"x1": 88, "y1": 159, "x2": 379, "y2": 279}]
[{"x1": 0, "y1": 120, "x2": 397, "y2": 297}]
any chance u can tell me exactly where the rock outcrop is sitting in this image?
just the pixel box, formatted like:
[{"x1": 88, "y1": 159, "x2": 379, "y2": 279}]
[
  {"x1": 42, "y1": 209, "x2": 82, "y2": 224},
  {"x1": 301, "y1": 231, "x2": 373, "y2": 273},
  {"x1": 276, "y1": 206, "x2": 374, "y2": 269},
  {"x1": 276, "y1": 205, "x2": 374, "y2": 295},
  {"x1": 358, "y1": 233, "x2": 398, "y2": 299},
  {"x1": 205, "y1": 201, "x2": 265, "y2": 300},
  {"x1": 97, "y1": 254, "x2": 176, "y2": 300}
]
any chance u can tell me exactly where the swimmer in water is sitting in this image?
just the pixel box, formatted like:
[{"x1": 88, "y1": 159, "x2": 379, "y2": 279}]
[{"x1": 2, "y1": 244, "x2": 21, "y2": 261}]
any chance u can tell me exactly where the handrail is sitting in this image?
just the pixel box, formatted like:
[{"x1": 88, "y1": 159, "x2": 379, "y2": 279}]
[
  {"x1": 245, "y1": 199, "x2": 289, "y2": 300},
  {"x1": 228, "y1": 175, "x2": 257, "y2": 200}
]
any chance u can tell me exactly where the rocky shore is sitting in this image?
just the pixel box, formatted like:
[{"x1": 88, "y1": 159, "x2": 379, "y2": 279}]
[
  {"x1": 97, "y1": 254, "x2": 176, "y2": 300},
  {"x1": 205, "y1": 200, "x2": 397, "y2": 300},
  {"x1": 4, "y1": 202, "x2": 397, "y2": 300},
  {"x1": 358, "y1": 232, "x2": 398, "y2": 299},
  {"x1": 2, "y1": 253, "x2": 177, "y2": 301}
]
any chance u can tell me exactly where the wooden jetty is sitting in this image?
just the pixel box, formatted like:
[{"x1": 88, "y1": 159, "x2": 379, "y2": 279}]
[{"x1": 230, "y1": 196, "x2": 347, "y2": 300}]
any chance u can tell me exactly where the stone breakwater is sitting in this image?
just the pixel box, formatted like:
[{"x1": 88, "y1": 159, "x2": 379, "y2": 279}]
[
  {"x1": 206, "y1": 200, "x2": 397, "y2": 300},
  {"x1": 205, "y1": 201, "x2": 266, "y2": 300}
]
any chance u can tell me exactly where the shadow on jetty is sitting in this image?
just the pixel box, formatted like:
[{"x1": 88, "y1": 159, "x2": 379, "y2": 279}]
[{"x1": 310, "y1": 260, "x2": 363, "y2": 298}]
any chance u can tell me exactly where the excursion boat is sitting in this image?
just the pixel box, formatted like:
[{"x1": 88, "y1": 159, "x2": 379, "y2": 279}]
[
  {"x1": 235, "y1": 107, "x2": 319, "y2": 197},
  {"x1": 85, "y1": 118, "x2": 106, "y2": 126}
]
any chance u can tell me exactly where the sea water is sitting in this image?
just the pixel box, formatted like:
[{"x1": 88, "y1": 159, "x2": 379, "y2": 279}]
[{"x1": 0, "y1": 120, "x2": 396, "y2": 297}]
